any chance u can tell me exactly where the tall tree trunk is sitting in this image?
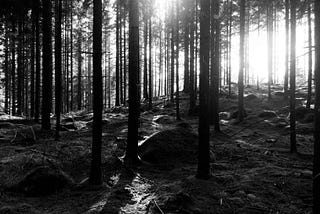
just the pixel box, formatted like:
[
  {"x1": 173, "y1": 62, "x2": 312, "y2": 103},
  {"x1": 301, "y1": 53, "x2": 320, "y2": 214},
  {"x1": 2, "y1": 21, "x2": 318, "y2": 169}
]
[
  {"x1": 17, "y1": 20, "x2": 22, "y2": 116},
  {"x1": 4, "y1": 24, "x2": 9, "y2": 114},
  {"x1": 89, "y1": 0, "x2": 103, "y2": 185},
  {"x1": 284, "y1": 0, "x2": 289, "y2": 100},
  {"x1": 149, "y1": 18, "x2": 153, "y2": 109},
  {"x1": 42, "y1": 0, "x2": 53, "y2": 130},
  {"x1": 11, "y1": 21, "x2": 16, "y2": 116},
  {"x1": 238, "y1": 0, "x2": 245, "y2": 122},
  {"x1": 183, "y1": 1, "x2": 190, "y2": 93},
  {"x1": 256, "y1": 3, "x2": 261, "y2": 90},
  {"x1": 35, "y1": 1, "x2": 41, "y2": 122},
  {"x1": 108, "y1": 37, "x2": 111, "y2": 108},
  {"x1": 267, "y1": 0, "x2": 274, "y2": 100},
  {"x1": 143, "y1": 18, "x2": 148, "y2": 99},
  {"x1": 115, "y1": 2, "x2": 120, "y2": 106},
  {"x1": 120, "y1": 13, "x2": 123, "y2": 105},
  {"x1": 70, "y1": 0, "x2": 74, "y2": 111},
  {"x1": 189, "y1": 1, "x2": 196, "y2": 115},
  {"x1": 313, "y1": 0, "x2": 320, "y2": 212},
  {"x1": 176, "y1": 0, "x2": 180, "y2": 120},
  {"x1": 197, "y1": 0, "x2": 211, "y2": 180},
  {"x1": 55, "y1": 0, "x2": 62, "y2": 140},
  {"x1": 65, "y1": 6, "x2": 70, "y2": 113},
  {"x1": 170, "y1": 2, "x2": 175, "y2": 102},
  {"x1": 195, "y1": 1, "x2": 199, "y2": 100},
  {"x1": 124, "y1": 17, "x2": 127, "y2": 105},
  {"x1": 77, "y1": 30, "x2": 82, "y2": 110},
  {"x1": 125, "y1": 0, "x2": 140, "y2": 165},
  {"x1": 30, "y1": 6, "x2": 36, "y2": 118},
  {"x1": 290, "y1": 0, "x2": 297, "y2": 153},
  {"x1": 307, "y1": 3, "x2": 313, "y2": 109},
  {"x1": 212, "y1": 0, "x2": 220, "y2": 131},
  {"x1": 87, "y1": 48, "x2": 92, "y2": 110},
  {"x1": 228, "y1": 0, "x2": 232, "y2": 97}
]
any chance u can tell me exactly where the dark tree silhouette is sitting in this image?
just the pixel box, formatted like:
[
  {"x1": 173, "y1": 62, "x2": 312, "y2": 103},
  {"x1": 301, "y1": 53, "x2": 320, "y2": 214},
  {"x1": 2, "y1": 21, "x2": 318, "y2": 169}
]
[
  {"x1": 197, "y1": 0, "x2": 210, "y2": 180},
  {"x1": 284, "y1": 0, "x2": 289, "y2": 100},
  {"x1": 125, "y1": 0, "x2": 140, "y2": 165},
  {"x1": 189, "y1": 1, "x2": 196, "y2": 115},
  {"x1": 55, "y1": 0, "x2": 62, "y2": 140},
  {"x1": 210, "y1": 0, "x2": 220, "y2": 131},
  {"x1": 238, "y1": 0, "x2": 246, "y2": 122},
  {"x1": 143, "y1": 17, "x2": 148, "y2": 99},
  {"x1": 314, "y1": 0, "x2": 320, "y2": 212},
  {"x1": 290, "y1": 0, "x2": 297, "y2": 153},
  {"x1": 267, "y1": 0, "x2": 273, "y2": 100},
  {"x1": 170, "y1": 2, "x2": 175, "y2": 102},
  {"x1": 42, "y1": 0, "x2": 53, "y2": 130},
  {"x1": 89, "y1": 0, "x2": 103, "y2": 185},
  {"x1": 175, "y1": 0, "x2": 180, "y2": 120},
  {"x1": 115, "y1": 2, "x2": 120, "y2": 106},
  {"x1": 306, "y1": 3, "x2": 313, "y2": 109},
  {"x1": 149, "y1": 18, "x2": 153, "y2": 109},
  {"x1": 4, "y1": 25, "x2": 9, "y2": 114},
  {"x1": 77, "y1": 30, "x2": 82, "y2": 110},
  {"x1": 11, "y1": 20, "x2": 16, "y2": 116},
  {"x1": 35, "y1": 0, "x2": 41, "y2": 122}
]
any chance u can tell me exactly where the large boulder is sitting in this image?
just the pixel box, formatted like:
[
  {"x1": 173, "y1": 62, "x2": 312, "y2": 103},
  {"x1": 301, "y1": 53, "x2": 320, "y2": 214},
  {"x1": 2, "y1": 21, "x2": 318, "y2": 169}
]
[
  {"x1": 244, "y1": 94, "x2": 258, "y2": 101},
  {"x1": 138, "y1": 125, "x2": 197, "y2": 167},
  {"x1": 153, "y1": 115, "x2": 175, "y2": 125},
  {"x1": 12, "y1": 166, "x2": 74, "y2": 196},
  {"x1": 295, "y1": 106, "x2": 314, "y2": 121},
  {"x1": 258, "y1": 110, "x2": 278, "y2": 119}
]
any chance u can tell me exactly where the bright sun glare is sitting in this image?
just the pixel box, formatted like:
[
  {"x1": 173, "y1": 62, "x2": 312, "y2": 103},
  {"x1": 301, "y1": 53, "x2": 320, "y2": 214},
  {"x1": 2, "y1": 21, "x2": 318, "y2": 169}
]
[{"x1": 151, "y1": 0, "x2": 313, "y2": 85}]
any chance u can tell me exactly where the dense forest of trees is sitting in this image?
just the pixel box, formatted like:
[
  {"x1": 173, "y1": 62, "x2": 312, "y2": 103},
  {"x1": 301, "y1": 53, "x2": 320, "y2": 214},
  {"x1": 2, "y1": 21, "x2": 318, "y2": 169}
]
[{"x1": 0, "y1": 0, "x2": 319, "y2": 212}]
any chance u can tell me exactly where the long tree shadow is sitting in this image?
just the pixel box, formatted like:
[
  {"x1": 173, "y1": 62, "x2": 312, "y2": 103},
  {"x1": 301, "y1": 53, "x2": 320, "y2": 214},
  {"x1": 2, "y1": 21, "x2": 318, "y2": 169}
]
[{"x1": 99, "y1": 168, "x2": 136, "y2": 214}]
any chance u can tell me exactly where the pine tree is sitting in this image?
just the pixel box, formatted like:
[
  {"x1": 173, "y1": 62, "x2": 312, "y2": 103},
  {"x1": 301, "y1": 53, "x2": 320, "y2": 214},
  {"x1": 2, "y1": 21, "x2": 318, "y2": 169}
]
[
  {"x1": 290, "y1": 0, "x2": 297, "y2": 153},
  {"x1": 55, "y1": 0, "x2": 62, "y2": 140},
  {"x1": 42, "y1": 0, "x2": 53, "y2": 130},
  {"x1": 89, "y1": 0, "x2": 103, "y2": 185},
  {"x1": 125, "y1": 0, "x2": 140, "y2": 165},
  {"x1": 313, "y1": 0, "x2": 320, "y2": 212},
  {"x1": 238, "y1": 0, "x2": 246, "y2": 122},
  {"x1": 197, "y1": 0, "x2": 211, "y2": 180}
]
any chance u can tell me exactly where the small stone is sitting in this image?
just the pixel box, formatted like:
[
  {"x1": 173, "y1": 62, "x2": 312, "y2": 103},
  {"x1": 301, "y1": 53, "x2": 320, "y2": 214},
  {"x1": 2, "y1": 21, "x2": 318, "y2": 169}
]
[
  {"x1": 301, "y1": 170, "x2": 312, "y2": 178},
  {"x1": 247, "y1": 193, "x2": 258, "y2": 201},
  {"x1": 229, "y1": 197, "x2": 245, "y2": 205}
]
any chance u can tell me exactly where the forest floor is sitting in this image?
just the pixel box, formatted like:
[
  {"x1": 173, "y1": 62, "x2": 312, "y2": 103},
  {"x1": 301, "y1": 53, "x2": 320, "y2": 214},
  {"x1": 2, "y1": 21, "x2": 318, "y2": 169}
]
[{"x1": 0, "y1": 84, "x2": 314, "y2": 214}]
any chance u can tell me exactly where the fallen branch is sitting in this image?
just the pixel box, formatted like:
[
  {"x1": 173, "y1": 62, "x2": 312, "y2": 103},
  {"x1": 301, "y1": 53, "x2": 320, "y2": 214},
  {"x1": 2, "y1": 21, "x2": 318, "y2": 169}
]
[{"x1": 153, "y1": 199, "x2": 165, "y2": 214}]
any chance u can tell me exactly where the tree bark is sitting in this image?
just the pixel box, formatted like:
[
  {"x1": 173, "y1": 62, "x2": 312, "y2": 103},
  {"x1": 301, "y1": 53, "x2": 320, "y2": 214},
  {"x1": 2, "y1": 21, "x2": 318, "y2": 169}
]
[
  {"x1": 42, "y1": 0, "x2": 53, "y2": 130},
  {"x1": 35, "y1": 0, "x2": 41, "y2": 122},
  {"x1": 307, "y1": 3, "x2": 313, "y2": 109},
  {"x1": 313, "y1": 0, "x2": 320, "y2": 212},
  {"x1": 89, "y1": 0, "x2": 103, "y2": 185},
  {"x1": 55, "y1": 0, "x2": 62, "y2": 140},
  {"x1": 197, "y1": 0, "x2": 211, "y2": 180},
  {"x1": 77, "y1": 30, "x2": 82, "y2": 110},
  {"x1": 149, "y1": 18, "x2": 153, "y2": 109},
  {"x1": 176, "y1": 0, "x2": 180, "y2": 120},
  {"x1": 267, "y1": 0, "x2": 274, "y2": 100},
  {"x1": 115, "y1": 2, "x2": 120, "y2": 106},
  {"x1": 284, "y1": 0, "x2": 289, "y2": 100},
  {"x1": 143, "y1": 18, "x2": 148, "y2": 99},
  {"x1": 125, "y1": 0, "x2": 140, "y2": 165},
  {"x1": 189, "y1": 1, "x2": 196, "y2": 115},
  {"x1": 4, "y1": 24, "x2": 9, "y2": 114},
  {"x1": 290, "y1": 0, "x2": 297, "y2": 153},
  {"x1": 238, "y1": 0, "x2": 246, "y2": 122}
]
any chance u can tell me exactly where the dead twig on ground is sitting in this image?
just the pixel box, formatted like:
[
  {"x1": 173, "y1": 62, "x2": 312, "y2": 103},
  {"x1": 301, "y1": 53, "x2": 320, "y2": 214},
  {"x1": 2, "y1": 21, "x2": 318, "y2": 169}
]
[{"x1": 153, "y1": 199, "x2": 165, "y2": 214}]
